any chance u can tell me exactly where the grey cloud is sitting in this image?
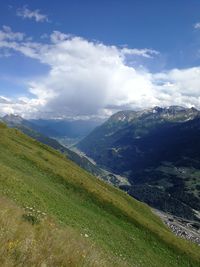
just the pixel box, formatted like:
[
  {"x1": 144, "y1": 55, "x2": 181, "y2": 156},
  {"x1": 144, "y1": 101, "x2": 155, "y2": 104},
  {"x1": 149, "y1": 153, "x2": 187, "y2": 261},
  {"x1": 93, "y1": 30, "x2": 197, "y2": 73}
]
[{"x1": 0, "y1": 28, "x2": 200, "y2": 119}]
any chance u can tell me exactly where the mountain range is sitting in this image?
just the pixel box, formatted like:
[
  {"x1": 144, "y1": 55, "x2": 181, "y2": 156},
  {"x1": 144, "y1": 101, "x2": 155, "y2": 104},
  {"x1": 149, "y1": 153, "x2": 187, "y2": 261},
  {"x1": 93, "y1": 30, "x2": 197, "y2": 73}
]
[
  {"x1": 78, "y1": 106, "x2": 200, "y2": 220},
  {"x1": 2, "y1": 106, "x2": 200, "y2": 221}
]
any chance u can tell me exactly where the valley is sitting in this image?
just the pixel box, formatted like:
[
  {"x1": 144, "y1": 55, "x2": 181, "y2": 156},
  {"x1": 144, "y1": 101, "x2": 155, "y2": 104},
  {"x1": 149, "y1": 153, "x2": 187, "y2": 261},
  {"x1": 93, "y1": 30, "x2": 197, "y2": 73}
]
[
  {"x1": 1, "y1": 122, "x2": 200, "y2": 266},
  {"x1": 78, "y1": 106, "x2": 200, "y2": 221},
  {"x1": 1, "y1": 107, "x2": 200, "y2": 265}
]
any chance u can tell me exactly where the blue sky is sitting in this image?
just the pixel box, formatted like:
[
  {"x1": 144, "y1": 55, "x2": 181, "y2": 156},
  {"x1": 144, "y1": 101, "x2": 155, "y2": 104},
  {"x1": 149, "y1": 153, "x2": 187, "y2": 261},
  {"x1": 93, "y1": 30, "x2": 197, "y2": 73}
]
[
  {"x1": 1, "y1": 0, "x2": 199, "y2": 66},
  {"x1": 0, "y1": 0, "x2": 200, "y2": 118}
]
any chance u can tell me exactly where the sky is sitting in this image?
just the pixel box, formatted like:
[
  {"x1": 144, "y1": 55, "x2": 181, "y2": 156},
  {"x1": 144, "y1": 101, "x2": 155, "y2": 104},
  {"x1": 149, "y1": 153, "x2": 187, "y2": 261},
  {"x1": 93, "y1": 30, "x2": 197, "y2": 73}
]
[{"x1": 0, "y1": 0, "x2": 200, "y2": 119}]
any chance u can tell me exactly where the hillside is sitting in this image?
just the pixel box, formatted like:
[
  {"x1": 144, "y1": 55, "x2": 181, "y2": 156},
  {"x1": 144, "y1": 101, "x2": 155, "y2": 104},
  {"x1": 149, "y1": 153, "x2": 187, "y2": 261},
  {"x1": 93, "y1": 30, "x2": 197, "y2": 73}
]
[
  {"x1": 1, "y1": 114, "x2": 127, "y2": 186},
  {"x1": 77, "y1": 106, "x2": 200, "y2": 220},
  {"x1": 0, "y1": 197, "x2": 110, "y2": 267},
  {"x1": 0, "y1": 122, "x2": 200, "y2": 266}
]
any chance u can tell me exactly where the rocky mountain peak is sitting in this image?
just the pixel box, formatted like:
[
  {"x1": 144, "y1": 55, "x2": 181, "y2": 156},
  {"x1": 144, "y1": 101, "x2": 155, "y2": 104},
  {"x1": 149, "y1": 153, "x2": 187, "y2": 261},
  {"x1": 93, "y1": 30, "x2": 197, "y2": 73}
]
[
  {"x1": 109, "y1": 106, "x2": 200, "y2": 125},
  {"x1": 2, "y1": 114, "x2": 24, "y2": 125}
]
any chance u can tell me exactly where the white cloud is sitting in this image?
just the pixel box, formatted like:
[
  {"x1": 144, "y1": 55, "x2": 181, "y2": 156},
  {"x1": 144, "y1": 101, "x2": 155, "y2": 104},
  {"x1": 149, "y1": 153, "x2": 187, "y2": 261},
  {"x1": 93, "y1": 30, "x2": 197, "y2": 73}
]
[
  {"x1": 0, "y1": 27, "x2": 200, "y2": 119},
  {"x1": 0, "y1": 96, "x2": 44, "y2": 118},
  {"x1": 0, "y1": 25, "x2": 24, "y2": 41},
  {"x1": 194, "y1": 22, "x2": 200, "y2": 29},
  {"x1": 16, "y1": 6, "x2": 49, "y2": 23},
  {"x1": 153, "y1": 67, "x2": 200, "y2": 108},
  {"x1": 0, "y1": 96, "x2": 11, "y2": 104},
  {"x1": 121, "y1": 48, "x2": 159, "y2": 58}
]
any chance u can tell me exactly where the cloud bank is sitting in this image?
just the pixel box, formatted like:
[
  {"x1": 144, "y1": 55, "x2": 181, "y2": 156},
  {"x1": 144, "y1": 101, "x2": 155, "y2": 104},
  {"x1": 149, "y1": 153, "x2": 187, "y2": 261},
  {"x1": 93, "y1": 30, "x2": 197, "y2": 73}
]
[{"x1": 0, "y1": 26, "x2": 200, "y2": 119}]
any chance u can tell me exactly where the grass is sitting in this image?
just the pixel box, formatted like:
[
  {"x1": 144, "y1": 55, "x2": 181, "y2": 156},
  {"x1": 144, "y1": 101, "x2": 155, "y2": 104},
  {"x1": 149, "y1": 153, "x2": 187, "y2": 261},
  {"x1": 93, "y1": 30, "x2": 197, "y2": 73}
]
[
  {"x1": 0, "y1": 197, "x2": 120, "y2": 267},
  {"x1": 0, "y1": 123, "x2": 199, "y2": 266}
]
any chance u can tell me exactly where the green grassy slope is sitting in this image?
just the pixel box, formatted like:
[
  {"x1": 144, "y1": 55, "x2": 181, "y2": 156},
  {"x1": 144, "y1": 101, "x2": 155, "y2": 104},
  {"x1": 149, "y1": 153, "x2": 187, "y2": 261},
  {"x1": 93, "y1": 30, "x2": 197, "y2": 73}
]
[
  {"x1": 1, "y1": 117, "x2": 124, "y2": 186},
  {"x1": 0, "y1": 197, "x2": 113, "y2": 267},
  {"x1": 0, "y1": 123, "x2": 199, "y2": 267}
]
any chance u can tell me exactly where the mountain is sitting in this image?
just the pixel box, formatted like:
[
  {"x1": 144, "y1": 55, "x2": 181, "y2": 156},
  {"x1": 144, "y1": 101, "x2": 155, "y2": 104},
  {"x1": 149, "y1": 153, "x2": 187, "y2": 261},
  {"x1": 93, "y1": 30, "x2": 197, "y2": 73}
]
[
  {"x1": 2, "y1": 114, "x2": 37, "y2": 130},
  {"x1": 78, "y1": 106, "x2": 200, "y2": 220},
  {"x1": 1, "y1": 114, "x2": 128, "y2": 186},
  {"x1": 0, "y1": 122, "x2": 199, "y2": 266}
]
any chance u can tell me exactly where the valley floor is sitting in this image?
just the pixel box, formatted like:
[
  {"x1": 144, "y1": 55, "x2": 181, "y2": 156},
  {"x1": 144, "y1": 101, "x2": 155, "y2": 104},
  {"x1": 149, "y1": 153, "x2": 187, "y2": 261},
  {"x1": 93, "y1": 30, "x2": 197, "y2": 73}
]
[{"x1": 153, "y1": 209, "x2": 200, "y2": 245}]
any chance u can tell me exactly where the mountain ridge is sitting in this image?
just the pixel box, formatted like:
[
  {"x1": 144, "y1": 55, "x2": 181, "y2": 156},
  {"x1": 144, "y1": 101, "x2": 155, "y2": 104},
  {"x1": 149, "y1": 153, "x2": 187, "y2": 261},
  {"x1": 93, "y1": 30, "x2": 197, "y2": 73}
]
[{"x1": 77, "y1": 106, "x2": 200, "y2": 220}]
